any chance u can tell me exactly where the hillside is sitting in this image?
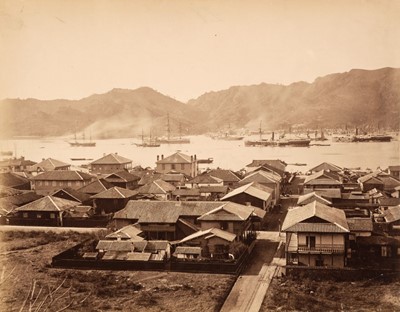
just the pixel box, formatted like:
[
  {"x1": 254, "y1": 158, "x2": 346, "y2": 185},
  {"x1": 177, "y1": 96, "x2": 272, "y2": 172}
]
[
  {"x1": 0, "y1": 87, "x2": 204, "y2": 139},
  {"x1": 1, "y1": 68, "x2": 399, "y2": 138},
  {"x1": 188, "y1": 67, "x2": 400, "y2": 131}
]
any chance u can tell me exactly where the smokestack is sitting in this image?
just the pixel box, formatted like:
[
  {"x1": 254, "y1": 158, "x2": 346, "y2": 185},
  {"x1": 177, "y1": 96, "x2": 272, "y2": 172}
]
[
  {"x1": 356, "y1": 127, "x2": 359, "y2": 135},
  {"x1": 271, "y1": 131, "x2": 275, "y2": 141},
  {"x1": 157, "y1": 155, "x2": 159, "y2": 161}
]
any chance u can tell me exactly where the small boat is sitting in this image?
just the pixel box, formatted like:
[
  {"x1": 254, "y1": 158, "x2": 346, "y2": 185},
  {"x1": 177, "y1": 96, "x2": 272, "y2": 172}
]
[
  {"x1": 0, "y1": 151, "x2": 13, "y2": 156},
  {"x1": 70, "y1": 158, "x2": 94, "y2": 161},
  {"x1": 197, "y1": 158, "x2": 214, "y2": 164}
]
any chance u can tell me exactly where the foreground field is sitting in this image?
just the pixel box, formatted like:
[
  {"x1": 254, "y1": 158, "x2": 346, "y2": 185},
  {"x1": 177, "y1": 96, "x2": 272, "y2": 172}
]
[
  {"x1": 261, "y1": 274, "x2": 400, "y2": 312},
  {"x1": 0, "y1": 230, "x2": 235, "y2": 312}
]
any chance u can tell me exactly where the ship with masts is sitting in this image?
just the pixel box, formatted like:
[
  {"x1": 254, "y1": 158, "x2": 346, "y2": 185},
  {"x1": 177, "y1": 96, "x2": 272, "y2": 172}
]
[
  {"x1": 69, "y1": 131, "x2": 96, "y2": 147},
  {"x1": 135, "y1": 129, "x2": 160, "y2": 147},
  {"x1": 155, "y1": 114, "x2": 190, "y2": 144}
]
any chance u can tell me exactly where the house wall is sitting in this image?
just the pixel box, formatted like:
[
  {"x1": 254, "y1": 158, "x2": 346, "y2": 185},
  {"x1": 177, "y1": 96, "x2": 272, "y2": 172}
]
[
  {"x1": 94, "y1": 198, "x2": 130, "y2": 214},
  {"x1": 156, "y1": 162, "x2": 197, "y2": 178},
  {"x1": 389, "y1": 169, "x2": 400, "y2": 180},
  {"x1": 32, "y1": 179, "x2": 91, "y2": 193},
  {"x1": 90, "y1": 163, "x2": 132, "y2": 174},
  {"x1": 180, "y1": 236, "x2": 232, "y2": 258},
  {"x1": 296, "y1": 254, "x2": 345, "y2": 268},
  {"x1": 297, "y1": 233, "x2": 345, "y2": 247},
  {"x1": 223, "y1": 193, "x2": 271, "y2": 210},
  {"x1": 361, "y1": 182, "x2": 384, "y2": 192},
  {"x1": 199, "y1": 220, "x2": 250, "y2": 238},
  {"x1": 10, "y1": 211, "x2": 61, "y2": 226}
]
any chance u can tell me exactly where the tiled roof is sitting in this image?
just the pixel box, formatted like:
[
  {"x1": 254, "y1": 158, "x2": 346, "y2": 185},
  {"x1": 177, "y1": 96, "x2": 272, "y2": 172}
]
[
  {"x1": 32, "y1": 170, "x2": 94, "y2": 181},
  {"x1": 197, "y1": 202, "x2": 253, "y2": 221},
  {"x1": 0, "y1": 172, "x2": 30, "y2": 188},
  {"x1": 51, "y1": 187, "x2": 91, "y2": 203},
  {"x1": 311, "y1": 189, "x2": 342, "y2": 199},
  {"x1": 0, "y1": 186, "x2": 23, "y2": 198},
  {"x1": 297, "y1": 192, "x2": 332, "y2": 206},
  {"x1": 304, "y1": 170, "x2": 342, "y2": 184},
  {"x1": 156, "y1": 152, "x2": 193, "y2": 164},
  {"x1": 179, "y1": 228, "x2": 236, "y2": 244},
  {"x1": 187, "y1": 174, "x2": 223, "y2": 184},
  {"x1": 90, "y1": 186, "x2": 137, "y2": 199},
  {"x1": 358, "y1": 170, "x2": 386, "y2": 184},
  {"x1": 172, "y1": 188, "x2": 201, "y2": 196},
  {"x1": 246, "y1": 160, "x2": 287, "y2": 172},
  {"x1": 14, "y1": 195, "x2": 80, "y2": 212},
  {"x1": 347, "y1": 218, "x2": 373, "y2": 232},
  {"x1": 104, "y1": 171, "x2": 140, "y2": 183},
  {"x1": 357, "y1": 235, "x2": 400, "y2": 246},
  {"x1": 126, "y1": 252, "x2": 152, "y2": 261},
  {"x1": 0, "y1": 157, "x2": 36, "y2": 168},
  {"x1": 106, "y1": 224, "x2": 144, "y2": 240},
  {"x1": 29, "y1": 158, "x2": 70, "y2": 171},
  {"x1": 309, "y1": 162, "x2": 342, "y2": 173},
  {"x1": 0, "y1": 192, "x2": 43, "y2": 212},
  {"x1": 114, "y1": 201, "x2": 224, "y2": 223},
  {"x1": 136, "y1": 179, "x2": 176, "y2": 195},
  {"x1": 90, "y1": 153, "x2": 132, "y2": 165},
  {"x1": 388, "y1": 165, "x2": 400, "y2": 171},
  {"x1": 221, "y1": 182, "x2": 271, "y2": 201},
  {"x1": 282, "y1": 201, "x2": 349, "y2": 233},
  {"x1": 384, "y1": 205, "x2": 400, "y2": 223},
  {"x1": 77, "y1": 179, "x2": 114, "y2": 194},
  {"x1": 199, "y1": 186, "x2": 229, "y2": 194},
  {"x1": 240, "y1": 171, "x2": 280, "y2": 185},
  {"x1": 208, "y1": 169, "x2": 240, "y2": 183},
  {"x1": 160, "y1": 173, "x2": 185, "y2": 182}
]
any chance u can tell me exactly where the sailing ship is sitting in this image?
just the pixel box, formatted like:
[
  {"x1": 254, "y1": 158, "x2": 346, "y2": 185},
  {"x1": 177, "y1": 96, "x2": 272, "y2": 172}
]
[
  {"x1": 135, "y1": 129, "x2": 160, "y2": 147},
  {"x1": 69, "y1": 131, "x2": 96, "y2": 147},
  {"x1": 155, "y1": 115, "x2": 191, "y2": 144},
  {"x1": 212, "y1": 123, "x2": 244, "y2": 141}
]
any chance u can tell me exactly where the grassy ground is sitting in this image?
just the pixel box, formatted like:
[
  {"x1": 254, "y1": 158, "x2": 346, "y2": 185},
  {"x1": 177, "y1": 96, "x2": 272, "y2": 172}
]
[
  {"x1": 0, "y1": 230, "x2": 235, "y2": 312},
  {"x1": 261, "y1": 274, "x2": 400, "y2": 312}
]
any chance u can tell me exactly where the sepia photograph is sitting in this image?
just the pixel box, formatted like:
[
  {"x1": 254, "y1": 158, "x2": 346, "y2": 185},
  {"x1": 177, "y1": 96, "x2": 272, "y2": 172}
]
[{"x1": 0, "y1": 0, "x2": 399, "y2": 311}]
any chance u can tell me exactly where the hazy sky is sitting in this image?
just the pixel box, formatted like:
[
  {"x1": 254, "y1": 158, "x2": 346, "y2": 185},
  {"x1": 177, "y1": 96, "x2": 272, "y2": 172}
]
[{"x1": 1, "y1": 0, "x2": 399, "y2": 102}]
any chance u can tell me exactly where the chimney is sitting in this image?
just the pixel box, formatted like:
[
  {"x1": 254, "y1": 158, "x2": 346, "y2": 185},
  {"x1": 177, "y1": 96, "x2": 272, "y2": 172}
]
[
  {"x1": 194, "y1": 154, "x2": 197, "y2": 161},
  {"x1": 42, "y1": 158, "x2": 45, "y2": 161},
  {"x1": 157, "y1": 155, "x2": 160, "y2": 161},
  {"x1": 245, "y1": 202, "x2": 251, "y2": 206},
  {"x1": 161, "y1": 154, "x2": 164, "y2": 159},
  {"x1": 271, "y1": 132, "x2": 275, "y2": 141},
  {"x1": 115, "y1": 152, "x2": 118, "y2": 155},
  {"x1": 191, "y1": 156, "x2": 193, "y2": 162}
]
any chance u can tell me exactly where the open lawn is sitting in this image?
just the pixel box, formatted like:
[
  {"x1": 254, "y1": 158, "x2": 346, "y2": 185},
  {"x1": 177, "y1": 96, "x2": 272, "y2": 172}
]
[{"x1": 0, "y1": 230, "x2": 235, "y2": 312}]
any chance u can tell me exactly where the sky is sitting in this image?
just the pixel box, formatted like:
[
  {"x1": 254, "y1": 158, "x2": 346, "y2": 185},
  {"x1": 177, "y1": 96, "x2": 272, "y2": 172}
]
[{"x1": 1, "y1": 0, "x2": 399, "y2": 102}]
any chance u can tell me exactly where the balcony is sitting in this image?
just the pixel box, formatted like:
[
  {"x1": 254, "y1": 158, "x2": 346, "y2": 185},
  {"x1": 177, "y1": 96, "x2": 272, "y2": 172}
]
[{"x1": 295, "y1": 244, "x2": 345, "y2": 254}]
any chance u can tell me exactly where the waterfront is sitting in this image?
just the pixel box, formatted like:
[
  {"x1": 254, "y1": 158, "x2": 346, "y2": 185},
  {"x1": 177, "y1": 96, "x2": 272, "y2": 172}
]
[{"x1": 1, "y1": 135, "x2": 399, "y2": 172}]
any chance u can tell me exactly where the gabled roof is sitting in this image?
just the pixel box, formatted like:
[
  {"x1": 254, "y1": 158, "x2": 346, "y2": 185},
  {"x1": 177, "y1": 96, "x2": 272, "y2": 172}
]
[
  {"x1": 90, "y1": 186, "x2": 137, "y2": 199},
  {"x1": 77, "y1": 178, "x2": 114, "y2": 194},
  {"x1": 0, "y1": 157, "x2": 36, "y2": 168},
  {"x1": 0, "y1": 172, "x2": 30, "y2": 188},
  {"x1": 104, "y1": 171, "x2": 140, "y2": 183},
  {"x1": 156, "y1": 152, "x2": 193, "y2": 164},
  {"x1": 160, "y1": 173, "x2": 186, "y2": 183},
  {"x1": 51, "y1": 188, "x2": 91, "y2": 203},
  {"x1": 384, "y1": 205, "x2": 400, "y2": 223},
  {"x1": 208, "y1": 169, "x2": 240, "y2": 183},
  {"x1": 14, "y1": 195, "x2": 80, "y2": 212},
  {"x1": 358, "y1": 170, "x2": 385, "y2": 184},
  {"x1": 297, "y1": 192, "x2": 332, "y2": 206},
  {"x1": 240, "y1": 170, "x2": 281, "y2": 186},
  {"x1": 179, "y1": 228, "x2": 236, "y2": 244},
  {"x1": 309, "y1": 162, "x2": 342, "y2": 173},
  {"x1": 187, "y1": 174, "x2": 223, "y2": 184},
  {"x1": 32, "y1": 170, "x2": 94, "y2": 181},
  {"x1": 29, "y1": 158, "x2": 70, "y2": 171},
  {"x1": 197, "y1": 202, "x2": 253, "y2": 221},
  {"x1": 304, "y1": 170, "x2": 342, "y2": 185},
  {"x1": 282, "y1": 201, "x2": 349, "y2": 233},
  {"x1": 221, "y1": 182, "x2": 272, "y2": 201},
  {"x1": 90, "y1": 153, "x2": 132, "y2": 165},
  {"x1": 114, "y1": 201, "x2": 225, "y2": 223},
  {"x1": 306, "y1": 188, "x2": 342, "y2": 199},
  {"x1": 136, "y1": 179, "x2": 176, "y2": 195},
  {"x1": 106, "y1": 224, "x2": 144, "y2": 240},
  {"x1": 246, "y1": 159, "x2": 286, "y2": 172}
]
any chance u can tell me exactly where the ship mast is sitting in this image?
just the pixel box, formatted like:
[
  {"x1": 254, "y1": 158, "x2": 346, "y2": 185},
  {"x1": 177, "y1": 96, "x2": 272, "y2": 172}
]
[{"x1": 166, "y1": 114, "x2": 171, "y2": 141}]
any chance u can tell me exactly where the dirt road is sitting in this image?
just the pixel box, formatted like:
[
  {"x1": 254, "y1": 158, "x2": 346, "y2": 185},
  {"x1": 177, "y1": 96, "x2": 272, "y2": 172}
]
[{"x1": 220, "y1": 231, "x2": 285, "y2": 312}]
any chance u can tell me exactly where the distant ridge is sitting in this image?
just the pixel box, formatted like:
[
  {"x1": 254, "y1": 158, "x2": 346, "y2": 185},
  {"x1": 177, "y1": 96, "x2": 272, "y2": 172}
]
[{"x1": 1, "y1": 68, "x2": 399, "y2": 138}]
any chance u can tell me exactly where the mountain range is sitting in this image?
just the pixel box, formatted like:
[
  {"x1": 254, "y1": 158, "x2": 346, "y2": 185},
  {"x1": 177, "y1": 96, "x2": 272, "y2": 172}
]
[{"x1": 1, "y1": 67, "x2": 399, "y2": 139}]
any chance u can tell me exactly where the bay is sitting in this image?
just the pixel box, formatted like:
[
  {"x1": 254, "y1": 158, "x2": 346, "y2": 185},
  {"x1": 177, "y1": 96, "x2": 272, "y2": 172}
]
[{"x1": 1, "y1": 136, "x2": 399, "y2": 173}]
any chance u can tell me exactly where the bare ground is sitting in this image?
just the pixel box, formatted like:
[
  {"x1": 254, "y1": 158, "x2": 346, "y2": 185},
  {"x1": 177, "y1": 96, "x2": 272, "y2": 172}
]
[
  {"x1": 261, "y1": 274, "x2": 400, "y2": 312},
  {"x1": 0, "y1": 230, "x2": 235, "y2": 312}
]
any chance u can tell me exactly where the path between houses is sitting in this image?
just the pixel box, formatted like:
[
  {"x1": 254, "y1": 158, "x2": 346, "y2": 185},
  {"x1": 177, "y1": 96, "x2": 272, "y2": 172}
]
[{"x1": 220, "y1": 231, "x2": 285, "y2": 312}]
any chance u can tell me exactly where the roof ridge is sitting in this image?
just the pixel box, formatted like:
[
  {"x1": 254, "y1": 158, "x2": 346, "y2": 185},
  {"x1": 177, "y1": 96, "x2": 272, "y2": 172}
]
[
  {"x1": 48, "y1": 195, "x2": 61, "y2": 211},
  {"x1": 48, "y1": 158, "x2": 54, "y2": 167},
  {"x1": 153, "y1": 180, "x2": 166, "y2": 193},
  {"x1": 114, "y1": 187, "x2": 125, "y2": 198}
]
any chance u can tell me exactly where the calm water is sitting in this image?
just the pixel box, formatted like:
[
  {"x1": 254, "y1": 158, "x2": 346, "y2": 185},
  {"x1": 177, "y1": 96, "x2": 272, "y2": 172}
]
[{"x1": 1, "y1": 136, "x2": 399, "y2": 173}]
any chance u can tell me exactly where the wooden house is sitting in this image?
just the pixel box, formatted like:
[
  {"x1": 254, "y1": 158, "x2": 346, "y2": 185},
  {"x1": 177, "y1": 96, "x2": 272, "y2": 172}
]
[
  {"x1": 77, "y1": 178, "x2": 114, "y2": 196},
  {"x1": 0, "y1": 172, "x2": 31, "y2": 190},
  {"x1": 388, "y1": 165, "x2": 400, "y2": 180},
  {"x1": 104, "y1": 171, "x2": 140, "y2": 190},
  {"x1": 135, "y1": 179, "x2": 176, "y2": 200},
  {"x1": 221, "y1": 182, "x2": 272, "y2": 211},
  {"x1": 185, "y1": 174, "x2": 223, "y2": 189},
  {"x1": 28, "y1": 158, "x2": 70, "y2": 175},
  {"x1": 0, "y1": 157, "x2": 36, "y2": 173},
  {"x1": 207, "y1": 169, "x2": 241, "y2": 187},
  {"x1": 282, "y1": 201, "x2": 350, "y2": 268},
  {"x1": 302, "y1": 170, "x2": 343, "y2": 198},
  {"x1": 91, "y1": 186, "x2": 137, "y2": 214},
  {"x1": 31, "y1": 170, "x2": 94, "y2": 195},
  {"x1": 239, "y1": 170, "x2": 281, "y2": 205},
  {"x1": 308, "y1": 162, "x2": 342, "y2": 174}
]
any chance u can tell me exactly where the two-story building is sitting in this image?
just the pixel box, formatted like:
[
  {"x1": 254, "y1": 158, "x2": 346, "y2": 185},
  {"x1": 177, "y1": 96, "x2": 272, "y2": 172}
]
[
  {"x1": 28, "y1": 158, "x2": 70, "y2": 175},
  {"x1": 155, "y1": 152, "x2": 197, "y2": 177},
  {"x1": 388, "y1": 165, "x2": 400, "y2": 180},
  {"x1": 302, "y1": 170, "x2": 343, "y2": 199},
  {"x1": 282, "y1": 201, "x2": 350, "y2": 268},
  {"x1": 308, "y1": 162, "x2": 342, "y2": 174}
]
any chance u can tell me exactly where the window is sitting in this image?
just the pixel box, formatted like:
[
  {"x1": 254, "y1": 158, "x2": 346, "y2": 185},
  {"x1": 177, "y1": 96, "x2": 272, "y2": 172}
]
[
  {"x1": 162, "y1": 164, "x2": 165, "y2": 170},
  {"x1": 181, "y1": 164, "x2": 185, "y2": 170},
  {"x1": 52, "y1": 181, "x2": 56, "y2": 186},
  {"x1": 76, "y1": 181, "x2": 80, "y2": 186},
  {"x1": 23, "y1": 212, "x2": 28, "y2": 218},
  {"x1": 36, "y1": 213, "x2": 42, "y2": 219},
  {"x1": 220, "y1": 221, "x2": 228, "y2": 230},
  {"x1": 45, "y1": 181, "x2": 49, "y2": 186},
  {"x1": 67, "y1": 181, "x2": 72, "y2": 186},
  {"x1": 38, "y1": 181, "x2": 42, "y2": 186},
  {"x1": 50, "y1": 213, "x2": 56, "y2": 219},
  {"x1": 171, "y1": 164, "x2": 176, "y2": 170},
  {"x1": 306, "y1": 236, "x2": 316, "y2": 248}
]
